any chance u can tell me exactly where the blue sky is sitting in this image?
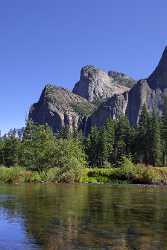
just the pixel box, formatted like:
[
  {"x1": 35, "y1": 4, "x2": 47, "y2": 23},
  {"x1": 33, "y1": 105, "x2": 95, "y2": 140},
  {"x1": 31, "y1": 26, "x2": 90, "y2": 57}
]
[{"x1": 0, "y1": 0, "x2": 167, "y2": 134}]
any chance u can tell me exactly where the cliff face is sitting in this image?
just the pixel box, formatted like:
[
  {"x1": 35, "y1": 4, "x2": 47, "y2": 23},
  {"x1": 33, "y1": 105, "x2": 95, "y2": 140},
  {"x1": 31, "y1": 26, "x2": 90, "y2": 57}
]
[
  {"x1": 127, "y1": 80, "x2": 166, "y2": 125},
  {"x1": 148, "y1": 47, "x2": 167, "y2": 90},
  {"x1": 29, "y1": 46, "x2": 167, "y2": 134},
  {"x1": 72, "y1": 65, "x2": 131, "y2": 102},
  {"x1": 29, "y1": 84, "x2": 95, "y2": 133},
  {"x1": 108, "y1": 71, "x2": 136, "y2": 88},
  {"x1": 86, "y1": 92, "x2": 128, "y2": 131},
  {"x1": 127, "y1": 47, "x2": 167, "y2": 125}
]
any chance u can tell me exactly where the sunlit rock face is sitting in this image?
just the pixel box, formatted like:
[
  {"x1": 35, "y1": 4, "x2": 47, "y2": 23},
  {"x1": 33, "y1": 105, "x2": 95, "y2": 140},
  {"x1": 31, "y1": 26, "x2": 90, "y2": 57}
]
[
  {"x1": 29, "y1": 84, "x2": 95, "y2": 133},
  {"x1": 108, "y1": 70, "x2": 136, "y2": 88},
  {"x1": 29, "y1": 47, "x2": 167, "y2": 133},
  {"x1": 72, "y1": 65, "x2": 131, "y2": 102}
]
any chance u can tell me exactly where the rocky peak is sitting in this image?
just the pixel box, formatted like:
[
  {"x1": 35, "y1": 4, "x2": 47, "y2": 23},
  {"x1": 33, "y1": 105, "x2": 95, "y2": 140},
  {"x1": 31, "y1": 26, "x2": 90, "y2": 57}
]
[
  {"x1": 29, "y1": 46, "x2": 167, "y2": 134},
  {"x1": 108, "y1": 70, "x2": 136, "y2": 88},
  {"x1": 86, "y1": 91, "x2": 129, "y2": 132},
  {"x1": 29, "y1": 84, "x2": 95, "y2": 133},
  {"x1": 72, "y1": 65, "x2": 129, "y2": 102},
  {"x1": 148, "y1": 47, "x2": 167, "y2": 90}
]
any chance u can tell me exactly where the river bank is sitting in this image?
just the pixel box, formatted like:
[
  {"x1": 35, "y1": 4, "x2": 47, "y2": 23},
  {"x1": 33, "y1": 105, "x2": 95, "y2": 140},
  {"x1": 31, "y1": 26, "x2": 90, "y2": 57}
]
[{"x1": 0, "y1": 164, "x2": 167, "y2": 185}]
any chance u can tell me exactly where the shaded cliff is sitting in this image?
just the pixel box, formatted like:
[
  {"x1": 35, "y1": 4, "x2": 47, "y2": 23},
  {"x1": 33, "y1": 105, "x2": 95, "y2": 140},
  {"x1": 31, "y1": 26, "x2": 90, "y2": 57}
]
[
  {"x1": 148, "y1": 47, "x2": 167, "y2": 90},
  {"x1": 29, "y1": 46, "x2": 167, "y2": 133},
  {"x1": 127, "y1": 80, "x2": 166, "y2": 125},
  {"x1": 127, "y1": 47, "x2": 167, "y2": 125},
  {"x1": 29, "y1": 84, "x2": 95, "y2": 133},
  {"x1": 86, "y1": 92, "x2": 128, "y2": 132}
]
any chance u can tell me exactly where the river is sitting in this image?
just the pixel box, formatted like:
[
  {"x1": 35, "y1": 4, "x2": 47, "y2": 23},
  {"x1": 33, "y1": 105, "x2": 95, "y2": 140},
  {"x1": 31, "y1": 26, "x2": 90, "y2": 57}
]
[{"x1": 0, "y1": 184, "x2": 167, "y2": 249}]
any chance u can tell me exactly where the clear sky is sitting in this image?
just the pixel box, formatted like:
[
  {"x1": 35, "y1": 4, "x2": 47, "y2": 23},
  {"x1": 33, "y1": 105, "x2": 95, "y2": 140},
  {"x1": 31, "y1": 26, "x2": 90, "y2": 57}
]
[{"x1": 0, "y1": 0, "x2": 167, "y2": 134}]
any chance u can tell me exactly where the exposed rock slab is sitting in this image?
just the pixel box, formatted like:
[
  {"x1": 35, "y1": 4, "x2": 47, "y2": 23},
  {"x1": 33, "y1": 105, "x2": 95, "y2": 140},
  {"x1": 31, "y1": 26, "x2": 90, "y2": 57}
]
[
  {"x1": 127, "y1": 80, "x2": 166, "y2": 125},
  {"x1": 73, "y1": 65, "x2": 130, "y2": 102},
  {"x1": 29, "y1": 84, "x2": 95, "y2": 133},
  {"x1": 148, "y1": 47, "x2": 167, "y2": 90},
  {"x1": 127, "y1": 47, "x2": 167, "y2": 125},
  {"x1": 86, "y1": 92, "x2": 129, "y2": 132},
  {"x1": 29, "y1": 46, "x2": 167, "y2": 133},
  {"x1": 108, "y1": 71, "x2": 136, "y2": 88}
]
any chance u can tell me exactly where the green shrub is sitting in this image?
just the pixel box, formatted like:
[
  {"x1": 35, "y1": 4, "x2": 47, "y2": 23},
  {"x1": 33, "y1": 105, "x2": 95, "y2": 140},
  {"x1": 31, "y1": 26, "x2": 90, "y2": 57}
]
[
  {"x1": 47, "y1": 168, "x2": 59, "y2": 182},
  {"x1": 0, "y1": 166, "x2": 25, "y2": 183}
]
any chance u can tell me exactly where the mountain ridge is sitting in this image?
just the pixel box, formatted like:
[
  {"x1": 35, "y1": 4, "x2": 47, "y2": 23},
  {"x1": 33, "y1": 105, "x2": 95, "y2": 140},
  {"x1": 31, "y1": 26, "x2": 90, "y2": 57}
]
[{"x1": 29, "y1": 47, "x2": 167, "y2": 134}]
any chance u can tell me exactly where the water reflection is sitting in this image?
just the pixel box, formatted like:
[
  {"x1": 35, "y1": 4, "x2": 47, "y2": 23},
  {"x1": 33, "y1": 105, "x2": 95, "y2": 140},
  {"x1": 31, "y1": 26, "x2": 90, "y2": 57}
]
[{"x1": 0, "y1": 184, "x2": 167, "y2": 249}]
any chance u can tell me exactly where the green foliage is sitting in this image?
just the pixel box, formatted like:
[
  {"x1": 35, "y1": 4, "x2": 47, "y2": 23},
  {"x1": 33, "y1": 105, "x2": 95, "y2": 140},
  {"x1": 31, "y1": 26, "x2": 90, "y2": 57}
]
[
  {"x1": 21, "y1": 121, "x2": 56, "y2": 170},
  {"x1": 80, "y1": 164, "x2": 167, "y2": 185},
  {"x1": 101, "y1": 118, "x2": 115, "y2": 165},
  {"x1": 58, "y1": 126, "x2": 71, "y2": 139},
  {"x1": 1, "y1": 104, "x2": 167, "y2": 184},
  {"x1": 161, "y1": 96, "x2": 167, "y2": 165},
  {"x1": 1, "y1": 133, "x2": 21, "y2": 167},
  {"x1": 113, "y1": 116, "x2": 131, "y2": 163},
  {"x1": 0, "y1": 166, "x2": 25, "y2": 183},
  {"x1": 149, "y1": 111, "x2": 161, "y2": 166},
  {"x1": 71, "y1": 102, "x2": 95, "y2": 116},
  {"x1": 20, "y1": 122, "x2": 86, "y2": 172},
  {"x1": 86, "y1": 126, "x2": 102, "y2": 166},
  {"x1": 135, "y1": 106, "x2": 162, "y2": 166}
]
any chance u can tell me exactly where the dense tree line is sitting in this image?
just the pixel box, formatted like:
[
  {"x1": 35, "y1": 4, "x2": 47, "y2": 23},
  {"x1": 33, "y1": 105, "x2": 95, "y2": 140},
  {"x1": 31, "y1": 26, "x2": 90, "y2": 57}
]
[
  {"x1": 84, "y1": 100, "x2": 167, "y2": 167},
  {"x1": 1, "y1": 100, "x2": 167, "y2": 169},
  {"x1": 0, "y1": 121, "x2": 86, "y2": 171}
]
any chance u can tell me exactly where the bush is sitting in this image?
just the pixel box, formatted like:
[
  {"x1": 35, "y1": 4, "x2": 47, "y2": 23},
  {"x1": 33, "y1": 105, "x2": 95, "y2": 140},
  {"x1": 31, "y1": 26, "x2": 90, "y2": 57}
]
[{"x1": 0, "y1": 166, "x2": 25, "y2": 183}]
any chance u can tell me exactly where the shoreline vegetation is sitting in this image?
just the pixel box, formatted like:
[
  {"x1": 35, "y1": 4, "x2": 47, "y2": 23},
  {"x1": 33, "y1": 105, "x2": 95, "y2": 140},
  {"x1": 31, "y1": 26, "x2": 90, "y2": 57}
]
[
  {"x1": 1, "y1": 102, "x2": 167, "y2": 185},
  {"x1": 1, "y1": 160, "x2": 167, "y2": 185}
]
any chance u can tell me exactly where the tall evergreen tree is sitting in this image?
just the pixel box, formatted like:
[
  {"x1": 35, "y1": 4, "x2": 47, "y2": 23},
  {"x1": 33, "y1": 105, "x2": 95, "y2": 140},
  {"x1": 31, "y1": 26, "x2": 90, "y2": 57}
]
[
  {"x1": 113, "y1": 115, "x2": 131, "y2": 163},
  {"x1": 2, "y1": 133, "x2": 21, "y2": 167},
  {"x1": 0, "y1": 136, "x2": 4, "y2": 165},
  {"x1": 58, "y1": 125, "x2": 71, "y2": 139},
  {"x1": 161, "y1": 96, "x2": 167, "y2": 165},
  {"x1": 21, "y1": 122, "x2": 56, "y2": 170},
  {"x1": 136, "y1": 105, "x2": 150, "y2": 164},
  {"x1": 101, "y1": 118, "x2": 115, "y2": 165},
  {"x1": 86, "y1": 126, "x2": 102, "y2": 166},
  {"x1": 149, "y1": 110, "x2": 161, "y2": 166}
]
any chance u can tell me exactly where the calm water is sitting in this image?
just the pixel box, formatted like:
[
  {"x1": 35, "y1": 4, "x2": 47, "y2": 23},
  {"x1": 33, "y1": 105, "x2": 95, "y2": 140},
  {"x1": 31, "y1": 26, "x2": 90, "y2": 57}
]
[{"x1": 0, "y1": 184, "x2": 167, "y2": 250}]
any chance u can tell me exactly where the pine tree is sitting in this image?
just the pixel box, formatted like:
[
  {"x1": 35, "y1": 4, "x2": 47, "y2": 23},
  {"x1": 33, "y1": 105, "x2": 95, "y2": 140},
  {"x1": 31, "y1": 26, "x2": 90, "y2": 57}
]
[
  {"x1": 58, "y1": 125, "x2": 71, "y2": 139},
  {"x1": 136, "y1": 105, "x2": 150, "y2": 164},
  {"x1": 149, "y1": 110, "x2": 161, "y2": 166},
  {"x1": 113, "y1": 115, "x2": 131, "y2": 163},
  {"x1": 0, "y1": 136, "x2": 4, "y2": 165},
  {"x1": 2, "y1": 132, "x2": 21, "y2": 167},
  {"x1": 101, "y1": 118, "x2": 115, "y2": 165},
  {"x1": 161, "y1": 96, "x2": 167, "y2": 165},
  {"x1": 86, "y1": 126, "x2": 102, "y2": 166},
  {"x1": 21, "y1": 122, "x2": 56, "y2": 170}
]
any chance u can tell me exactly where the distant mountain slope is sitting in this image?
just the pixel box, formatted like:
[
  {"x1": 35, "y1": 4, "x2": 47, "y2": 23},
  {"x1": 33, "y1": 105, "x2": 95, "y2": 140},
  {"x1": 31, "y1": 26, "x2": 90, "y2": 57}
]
[
  {"x1": 72, "y1": 65, "x2": 132, "y2": 102},
  {"x1": 29, "y1": 84, "x2": 95, "y2": 133},
  {"x1": 108, "y1": 70, "x2": 136, "y2": 88},
  {"x1": 29, "y1": 47, "x2": 167, "y2": 133}
]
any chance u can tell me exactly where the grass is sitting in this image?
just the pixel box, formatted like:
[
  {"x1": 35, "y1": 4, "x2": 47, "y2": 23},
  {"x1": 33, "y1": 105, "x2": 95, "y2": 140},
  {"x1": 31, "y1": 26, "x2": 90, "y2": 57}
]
[
  {"x1": 0, "y1": 165, "x2": 82, "y2": 184},
  {"x1": 80, "y1": 165, "x2": 167, "y2": 185},
  {"x1": 1, "y1": 162, "x2": 167, "y2": 185}
]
